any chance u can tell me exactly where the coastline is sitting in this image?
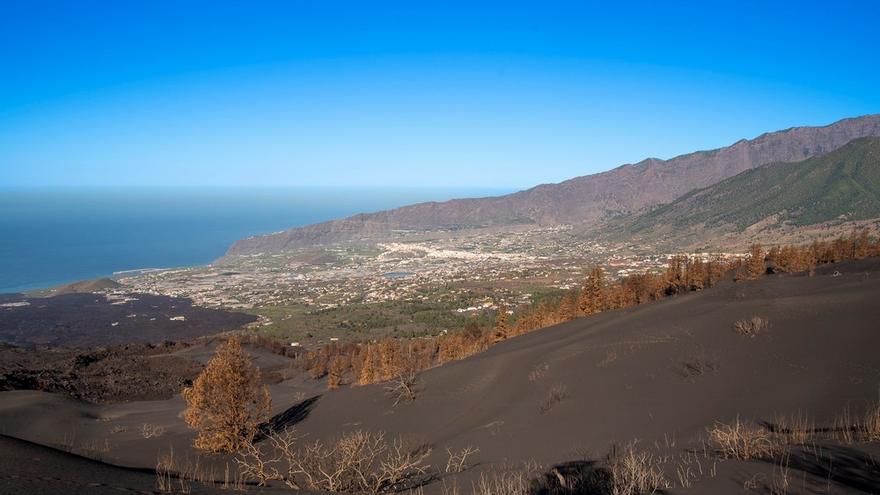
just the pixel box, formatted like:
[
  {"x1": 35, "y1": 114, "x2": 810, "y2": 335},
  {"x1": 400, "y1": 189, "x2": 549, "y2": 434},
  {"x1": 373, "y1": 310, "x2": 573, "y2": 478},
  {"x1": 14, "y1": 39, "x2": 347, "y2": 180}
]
[
  {"x1": 4, "y1": 267, "x2": 179, "y2": 297},
  {"x1": 1, "y1": 186, "x2": 510, "y2": 296}
]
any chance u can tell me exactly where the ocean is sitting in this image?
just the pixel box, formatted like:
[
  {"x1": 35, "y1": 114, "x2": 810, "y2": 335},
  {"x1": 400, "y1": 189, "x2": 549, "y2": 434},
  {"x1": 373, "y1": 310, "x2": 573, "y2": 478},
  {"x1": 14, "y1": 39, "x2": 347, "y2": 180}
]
[{"x1": 0, "y1": 187, "x2": 507, "y2": 293}]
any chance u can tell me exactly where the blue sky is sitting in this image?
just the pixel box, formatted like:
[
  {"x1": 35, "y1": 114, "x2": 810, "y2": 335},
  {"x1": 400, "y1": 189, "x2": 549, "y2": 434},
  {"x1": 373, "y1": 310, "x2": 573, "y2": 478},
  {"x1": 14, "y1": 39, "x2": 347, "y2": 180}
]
[{"x1": 1, "y1": 1, "x2": 878, "y2": 189}]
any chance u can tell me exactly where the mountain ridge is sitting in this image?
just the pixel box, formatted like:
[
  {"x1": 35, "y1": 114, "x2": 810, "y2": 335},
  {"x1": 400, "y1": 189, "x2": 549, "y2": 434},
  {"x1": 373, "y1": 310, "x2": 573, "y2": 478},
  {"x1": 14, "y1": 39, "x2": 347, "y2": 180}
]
[
  {"x1": 612, "y1": 136, "x2": 880, "y2": 247},
  {"x1": 227, "y1": 114, "x2": 880, "y2": 255}
]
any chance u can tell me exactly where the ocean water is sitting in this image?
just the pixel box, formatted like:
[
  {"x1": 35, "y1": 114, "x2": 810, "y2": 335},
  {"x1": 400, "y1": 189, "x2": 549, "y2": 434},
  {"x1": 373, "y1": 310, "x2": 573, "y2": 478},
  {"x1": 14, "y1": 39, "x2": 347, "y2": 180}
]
[{"x1": 0, "y1": 187, "x2": 508, "y2": 293}]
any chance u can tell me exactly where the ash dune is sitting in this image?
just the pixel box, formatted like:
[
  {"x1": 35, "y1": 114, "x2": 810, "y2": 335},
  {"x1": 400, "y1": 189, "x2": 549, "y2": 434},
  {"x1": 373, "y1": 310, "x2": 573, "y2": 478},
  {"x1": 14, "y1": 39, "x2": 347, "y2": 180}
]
[
  {"x1": 289, "y1": 258, "x2": 880, "y2": 490},
  {"x1": 2, "y1": 258, "x2": 879, "y2": 493},
  {"x1": 0, "y1": 433, "x2": 284, "y2": 495}
]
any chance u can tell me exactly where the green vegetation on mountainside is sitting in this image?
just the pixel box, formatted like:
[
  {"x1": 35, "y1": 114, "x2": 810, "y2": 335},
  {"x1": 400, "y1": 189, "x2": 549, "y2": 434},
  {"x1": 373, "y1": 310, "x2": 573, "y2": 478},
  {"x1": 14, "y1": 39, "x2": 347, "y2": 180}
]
[{"x1": 628, "y1": 137, "x2": 880, "y2": 234}]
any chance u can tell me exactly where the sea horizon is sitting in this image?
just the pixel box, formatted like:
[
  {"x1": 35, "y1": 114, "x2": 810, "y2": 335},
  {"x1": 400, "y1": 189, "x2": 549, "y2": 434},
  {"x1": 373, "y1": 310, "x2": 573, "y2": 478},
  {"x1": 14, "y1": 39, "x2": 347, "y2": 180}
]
[{"x1": 0, "y1": 186, "x2": 514, "y2": 293}]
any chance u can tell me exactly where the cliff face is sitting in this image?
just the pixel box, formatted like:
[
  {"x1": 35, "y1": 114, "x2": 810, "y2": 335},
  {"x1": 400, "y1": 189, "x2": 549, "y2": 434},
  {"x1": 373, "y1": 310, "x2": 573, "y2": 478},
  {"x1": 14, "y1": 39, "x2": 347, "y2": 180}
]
[{"x1": 227, "y1": 114, "x2": 880, "y2": 255}]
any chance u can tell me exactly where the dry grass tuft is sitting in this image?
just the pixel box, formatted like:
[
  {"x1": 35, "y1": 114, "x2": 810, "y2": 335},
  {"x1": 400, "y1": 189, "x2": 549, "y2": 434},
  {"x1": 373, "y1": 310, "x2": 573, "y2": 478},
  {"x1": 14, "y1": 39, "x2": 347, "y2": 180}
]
[
  {"x1": 597, "y1": 351, "x2": 619, "y2": 368},
  {"x1": 155, "y1": 446, "x2": 221, "y2": 493},
  {"x1": 832, "y1": 406, "x2": 857, "y2": 444},
  {"x1": 832, "y1": 402, "x2": 880, "y2": 443},
  {"x1": 78, "y1": 438, "x2": 112, "y2": 462},
  {"x1": 539, "y1": 384, "x2": 568, "y2": 414},
  {"x1": 707, "y1": 417, "x2": 776, "y2": 460},
  {"x1": 468, "y1": 461, "x2": 540, "y2": 495},
  {"x1": 676, "y1": 351, "x2": 718, "y2": 378},
  {"x1": 770, "y1": 448, "x2": 792, "y2": 495},
  {"x1": 155, "y1": 449, "x2": 174, "y2": 493},
  {"x1": 674, "y1": 448, "x2": 717, "y2": 489},
  {"x1": 607, "y1": 441, "x2": 668, "y2": 495},
  {"x1": 733, "y1": 317, "x2": 769, "y2": 337},
  {"x1": 141, "y1": 423, "x2": 166, "y2": 438},
  {"x1": 863, "y1": 402, "x2": 880, "y2": 441},
  {"x1": 771, "y1": 411, "x2": 815, "y2": 445},
  {"x1": 471, "y1": 471, "x2": 532, "y2": 495},
  {"x1": 528, "y1": 363, "x2": 549, "y2": 382}
]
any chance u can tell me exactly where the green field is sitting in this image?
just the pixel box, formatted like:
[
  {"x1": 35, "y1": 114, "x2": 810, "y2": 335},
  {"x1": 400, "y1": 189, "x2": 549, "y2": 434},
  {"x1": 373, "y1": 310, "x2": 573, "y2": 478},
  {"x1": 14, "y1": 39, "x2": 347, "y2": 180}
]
[{"x1": 246, "y1": 282, "x2": 567, "y2": 346}]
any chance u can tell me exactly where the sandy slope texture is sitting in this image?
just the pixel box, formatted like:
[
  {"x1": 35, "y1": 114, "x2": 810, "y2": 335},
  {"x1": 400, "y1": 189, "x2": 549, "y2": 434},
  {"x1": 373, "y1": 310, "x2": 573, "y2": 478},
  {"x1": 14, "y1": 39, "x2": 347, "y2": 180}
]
[{"x1": 1, "y1": 258, "x2": 879, "y2": 493}]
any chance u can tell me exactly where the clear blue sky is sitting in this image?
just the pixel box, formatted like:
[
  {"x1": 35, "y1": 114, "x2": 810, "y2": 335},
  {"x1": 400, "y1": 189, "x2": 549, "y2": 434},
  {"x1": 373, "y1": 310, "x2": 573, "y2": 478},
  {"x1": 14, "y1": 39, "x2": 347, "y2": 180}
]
[{"x1": 1, "y1": 1, "x2": 878, "y2": 189}]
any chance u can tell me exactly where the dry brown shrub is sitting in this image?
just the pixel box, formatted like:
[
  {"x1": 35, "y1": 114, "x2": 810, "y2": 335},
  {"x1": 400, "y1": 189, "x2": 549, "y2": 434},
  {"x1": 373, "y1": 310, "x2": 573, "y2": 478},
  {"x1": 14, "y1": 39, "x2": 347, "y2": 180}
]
[
  {"x1": 182, "y1": 336, "x2": 271, "y2": 453},
  {"x1": 141, "y1": 423, "x2": 166, "y2": 439},
  {"x1": 707, "y1": 417, "x2": 777, "y2": 460},
  {"x1": 676, "y1": 350, "x2": 718, "y2": 378},
  {"x1": 385, "y1": 370, "x2": 420, "y2": 405},
  {"x1": 445, "y1": 446, "x2": 480, "y2": 473},
  {"x1": 309, "y1": 357, "x2": 328, "y2": 379},
  {"x1": 597, "y1": 351, "x2": 618, "y2": 368},
  {"x1": 539, "y1": 384, "x2": 568, "y2": 414},
  {"x1": 236, "y1": 433, "x2": 284, "y2": 487},
  {"x1": 733, "y1": 317, "x2": 769, "y2": 337},
  {"x1": 238, "y1": 428, "x2": 431, "y2": 493},
  {"x1": 743, "y1": 473, "x2": 766, "y2": 490},
  {"x1": 528, "y1": 363, "x2": 549, "y2": 382},
  {"x1": 328, "y1": 354, "x2": 349, "y2": 389}
]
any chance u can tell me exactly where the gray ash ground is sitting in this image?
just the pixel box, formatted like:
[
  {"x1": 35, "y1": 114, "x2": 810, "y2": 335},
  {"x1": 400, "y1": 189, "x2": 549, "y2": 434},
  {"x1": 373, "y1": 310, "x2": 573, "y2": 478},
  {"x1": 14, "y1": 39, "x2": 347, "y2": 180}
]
[
  {"x1": 0, "y1": 292, "x2": 258, "y2": 403},
  {"x1": 0, "y1": 341, "x2": 203, "y2": 403},
  {"x1": 0, "y1": 292, "x2": 256, "y2": 347}
]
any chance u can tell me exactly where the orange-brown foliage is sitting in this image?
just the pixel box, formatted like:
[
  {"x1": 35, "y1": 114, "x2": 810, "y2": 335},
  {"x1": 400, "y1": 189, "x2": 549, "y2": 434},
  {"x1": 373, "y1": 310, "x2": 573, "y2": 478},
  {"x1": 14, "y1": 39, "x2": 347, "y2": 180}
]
[
  {"x1": 327, "y1": 354, "x2": 349, "y2": 389},
  {"x1": 299, "y1": 232, "x2": 878, "y2": 390},
  {"x1": 493, "y1": 304, "x2": 510, "y2": 342},
  {"x1": 182, "y1": 337, "x2": 271, "y2": 453},
  {"x1": 746, "y1": 244, "x2": 766, "y2": 279}
]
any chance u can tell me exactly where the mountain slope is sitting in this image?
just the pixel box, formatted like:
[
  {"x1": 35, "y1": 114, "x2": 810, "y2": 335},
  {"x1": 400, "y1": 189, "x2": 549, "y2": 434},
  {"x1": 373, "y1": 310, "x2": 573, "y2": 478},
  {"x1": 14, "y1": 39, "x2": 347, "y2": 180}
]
[
  {"x1": 620, "y1": 137, "x2": 880, "y2": 245},
  {"x1": 228, "y1": 114, "x2": 880, "y2": 255},
  {"x1": 2, "y1": 259, "x2": 879, "y2": 494},
  {"x1": 266, "y1": 259, "x2": 880, "y2": 492}
]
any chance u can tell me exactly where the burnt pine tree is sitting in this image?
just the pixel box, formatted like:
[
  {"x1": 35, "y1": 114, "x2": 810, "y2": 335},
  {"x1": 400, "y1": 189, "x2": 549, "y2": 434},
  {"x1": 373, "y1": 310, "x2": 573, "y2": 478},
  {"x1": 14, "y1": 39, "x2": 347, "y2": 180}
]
[
  {"x1": 579, "y1": 266, "x2": 607, "y2": 315},
  {"x1": 328, "y1": 355, "x2": 348, "y2": 389},
  {"x1": 493, "y1": 304, "x2": 510, "y2": 342},
  {"x1": 358, "y1": 344, "x2": 379, "y2": 385},
  {"x1": 182, "y1": 337, "x2": 271, "y2": 453},
  {"x1": 747, "y1": 244, "x2": 765, "y2": 279}
]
